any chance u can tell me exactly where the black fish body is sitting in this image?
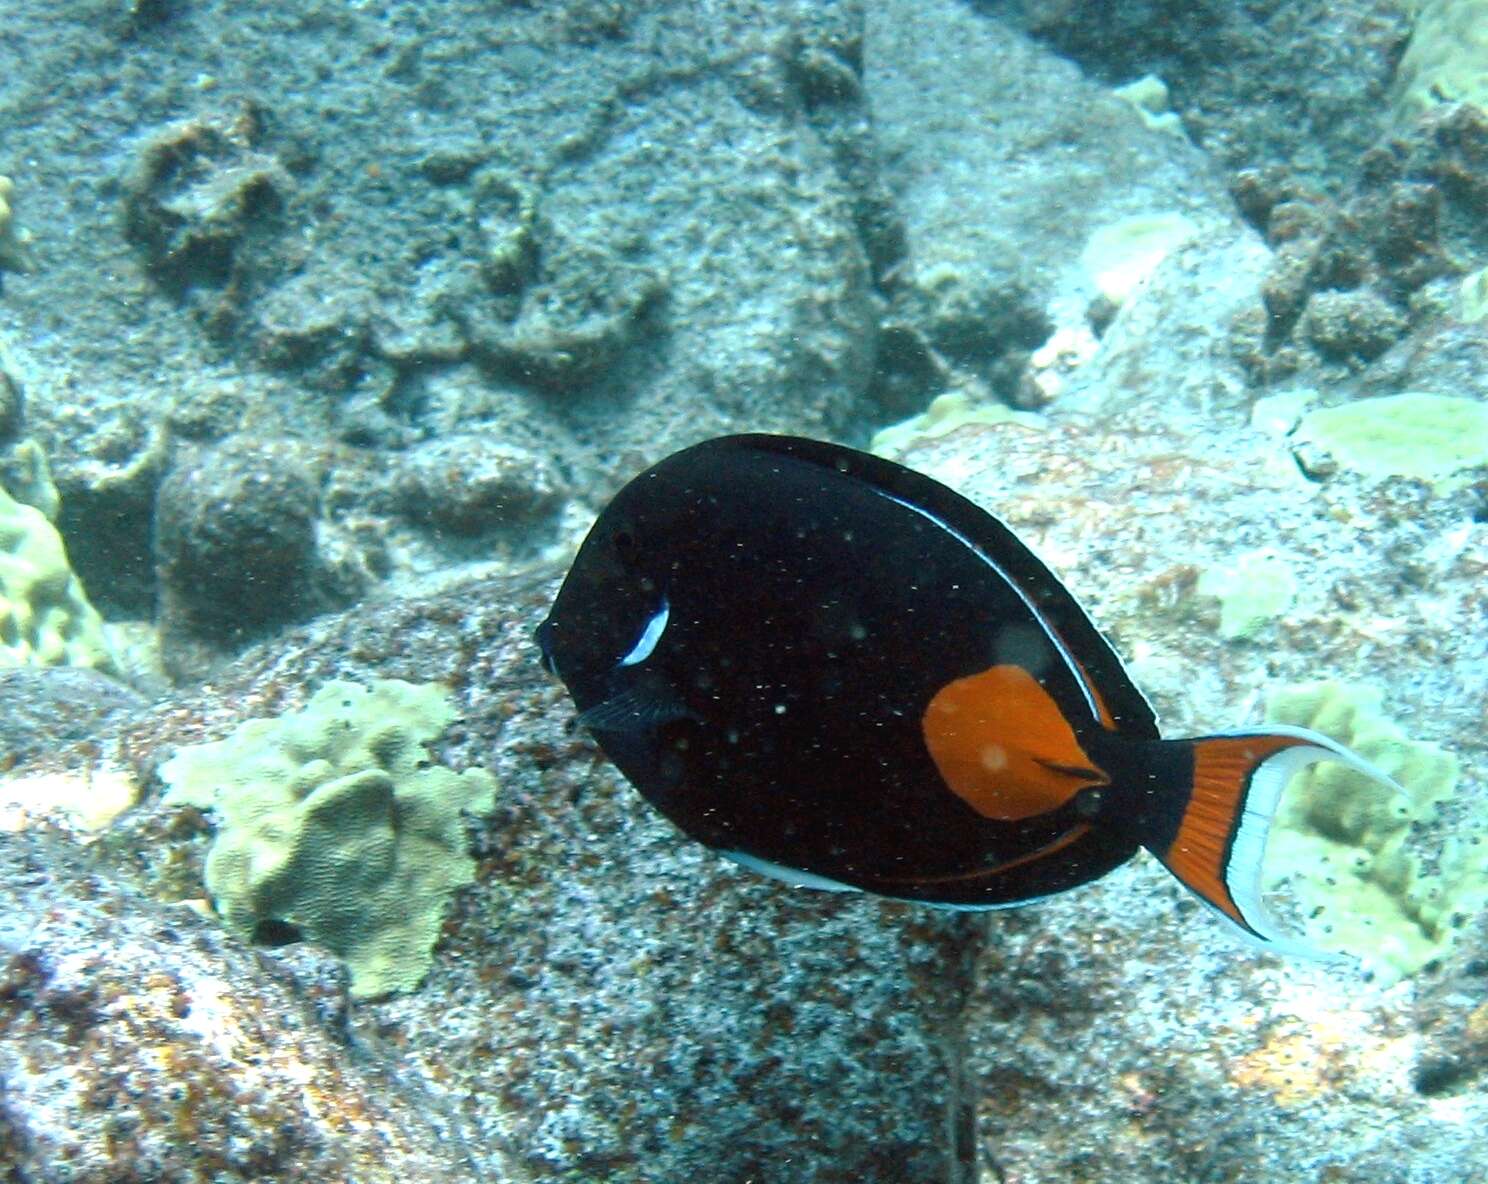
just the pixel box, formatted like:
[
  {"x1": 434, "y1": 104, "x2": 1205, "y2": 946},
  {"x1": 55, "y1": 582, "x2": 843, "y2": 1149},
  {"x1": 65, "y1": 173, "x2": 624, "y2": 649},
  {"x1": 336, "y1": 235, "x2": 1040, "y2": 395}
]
[{"x1": 538, "y1": 434, "x2": 1394, "y2": 951}]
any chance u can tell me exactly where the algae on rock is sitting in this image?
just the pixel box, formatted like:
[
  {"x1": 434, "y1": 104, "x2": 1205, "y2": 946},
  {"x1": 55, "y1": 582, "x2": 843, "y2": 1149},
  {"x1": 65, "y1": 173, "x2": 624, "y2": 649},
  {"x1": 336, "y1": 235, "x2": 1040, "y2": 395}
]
[
  {"x1": 870, "y1": 391, "x2": 1044, "y2": 457},
  {"x1": 1195, "y1": 549, "x2": 1298, "y2": 640},
  {"x1": 1079, "y1": 211, "x2": 1197, "y2": 306},
  {"x1": 160, "y1": 679, "x2": 498, "y2": 998},
  {"x1": 1292, "y1": 393, "x2": 1488, "y2": 487}
]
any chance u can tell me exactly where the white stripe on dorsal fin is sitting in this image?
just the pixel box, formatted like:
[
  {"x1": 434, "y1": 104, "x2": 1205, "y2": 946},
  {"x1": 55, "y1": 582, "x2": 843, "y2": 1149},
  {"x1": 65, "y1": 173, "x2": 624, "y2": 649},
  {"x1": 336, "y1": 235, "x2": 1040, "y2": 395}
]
[{"x1": 869, "y1": 486, "x2": 1103, "y2": 722}]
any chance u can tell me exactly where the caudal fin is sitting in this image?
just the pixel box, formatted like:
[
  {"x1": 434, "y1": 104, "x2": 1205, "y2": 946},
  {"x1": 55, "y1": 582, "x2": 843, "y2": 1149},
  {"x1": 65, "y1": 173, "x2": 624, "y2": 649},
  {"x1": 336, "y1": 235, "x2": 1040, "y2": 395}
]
[{"x1": 1150, "y1": 726, "x2": 1404, "y2": 959}]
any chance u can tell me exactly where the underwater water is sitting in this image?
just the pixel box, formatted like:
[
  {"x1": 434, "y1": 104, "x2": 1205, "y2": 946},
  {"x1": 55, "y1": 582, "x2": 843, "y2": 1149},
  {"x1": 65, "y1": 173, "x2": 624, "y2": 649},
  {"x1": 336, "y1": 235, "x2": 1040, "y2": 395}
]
[{"x1": 1, "y1": 1, "x2": 1486, "y2": 1181}]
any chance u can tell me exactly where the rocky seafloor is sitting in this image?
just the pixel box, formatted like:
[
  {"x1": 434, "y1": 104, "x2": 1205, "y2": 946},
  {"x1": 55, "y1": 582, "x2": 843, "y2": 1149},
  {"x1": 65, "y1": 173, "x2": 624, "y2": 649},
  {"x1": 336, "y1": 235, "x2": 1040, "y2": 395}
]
[{"x1": 2, "y1": 1, "x2": 1486, "y2": 1181}]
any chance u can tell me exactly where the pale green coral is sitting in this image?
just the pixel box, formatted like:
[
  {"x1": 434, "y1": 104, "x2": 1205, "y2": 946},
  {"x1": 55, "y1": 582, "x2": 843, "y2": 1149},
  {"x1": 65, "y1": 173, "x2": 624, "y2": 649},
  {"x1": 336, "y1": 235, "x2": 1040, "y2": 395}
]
[
  {"x1": 1393, "y1": 0, "x2": 1488, "y2": 123},
  {"x1": 1, "y1": 439, "x2": 61, "y2": 522},
  {"x1": 0, "y1": 176, "x2": 35, "y2": 273},
  {"x1": 1080, "y1": 212, "x2": 1197, "y2": 305},
  {"x1": 1293, "y1": 393, "x2": 1488, "y2": 486},
  {"x1": 1261, "y1": 681, "x2": 1482, "y2": 982},
  {"x1": 0, "y1": 483, "x2": 115, "y2": 672},
  {"x1": 1459, "y1": 265, "x2": 1488, "y2": 322},
  {"x1": 1112, "y1": 75, "x2": 1186, "y2": 137},
  {"x1": 870, "y1": 392, "x2": 1044, "y2": 457},
  {"x1": 160, "y1": 679, "x2": 497, "y2": 998},
  {"x1": 1196, "y1": 549, "x2": 1297, "y2": 640}
]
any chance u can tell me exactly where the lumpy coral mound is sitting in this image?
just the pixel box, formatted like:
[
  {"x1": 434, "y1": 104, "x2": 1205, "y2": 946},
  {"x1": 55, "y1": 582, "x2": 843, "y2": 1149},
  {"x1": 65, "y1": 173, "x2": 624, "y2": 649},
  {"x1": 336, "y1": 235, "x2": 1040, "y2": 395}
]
[
  {"x1": 1261, "y1": 681, "x2": 1483, "y2": 983},
  {"x1": 1393, "y1": 0, "x2": 1488, "y2": 124},
  {"x1": 160, "y1": 679, "x2": 497, "y2": 998},
  {"x1": 0, "y1": 483, "x2": 116, "y2": 673}
]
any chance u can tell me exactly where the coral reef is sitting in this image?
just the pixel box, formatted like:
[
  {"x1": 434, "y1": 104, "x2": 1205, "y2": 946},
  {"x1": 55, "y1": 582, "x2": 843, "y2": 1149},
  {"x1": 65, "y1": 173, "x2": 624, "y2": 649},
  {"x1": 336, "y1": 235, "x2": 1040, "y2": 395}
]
[
  {"x1": 1290, "y1": 391, "x2": 1488, "y2": 484},
  {"x1": 159, "y1": 679, "x2": 498, "y2": 998},
  {"x1": 0, "y1": 484, "x2": 115, "y2": 673},
  {"x1": 1262, "y1": 681, "x2": 1478, "y2": 982},
  {"x1": 3, "y1": 0, "x2": 884, "y2": 630},
  {"x1": 1393, "y1": 0, "x2": 1488, "y2": 124},
  {"x1": 5, "y1": 1, "x2": 1488, "y2": 1179},
  {"x1": 0, "y1": 175, "x2": 33, "y2": 274},
  {"x1": 1232, "y1": 103, "x2": 1488, "y2": 386},
  {"x1": 121, "y1": 107, "x2": 291, "y2": 331}
]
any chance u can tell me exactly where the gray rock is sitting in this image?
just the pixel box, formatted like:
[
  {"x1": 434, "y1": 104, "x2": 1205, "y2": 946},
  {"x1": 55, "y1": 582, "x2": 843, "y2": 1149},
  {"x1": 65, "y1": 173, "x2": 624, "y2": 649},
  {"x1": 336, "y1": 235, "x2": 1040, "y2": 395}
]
[
  {"x1": 0, "y1": 667, "x2": 146, "y2": 770},
  {"x1": 864, "y1": 0, "x2": 1245, "y2": 410},
  {"x1": 0, "y1": 0, "x2": 880, "y2": 617},
  {"x1": 16, "y1": 563, "x2": 983, "y2": 1184},
  {"x1": 0, "y1": 831, "x2": 474, "y2": 1182},
  {"x1": 154, "y1": 438, "x2": 322, "y2": 672},
  {"x1": 977, "y1": 0, "x2": 1409, "y2": 189},
  {"x1": 395, "y1": 433, "x2": 568, "y2": 538}
]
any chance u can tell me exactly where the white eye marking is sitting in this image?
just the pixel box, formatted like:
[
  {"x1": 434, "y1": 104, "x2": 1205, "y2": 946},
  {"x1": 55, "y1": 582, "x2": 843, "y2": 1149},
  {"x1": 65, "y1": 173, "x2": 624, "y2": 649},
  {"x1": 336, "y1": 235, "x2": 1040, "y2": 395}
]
[{"x1": 618, "y1": 598, "x2": 670, "y2": 667}]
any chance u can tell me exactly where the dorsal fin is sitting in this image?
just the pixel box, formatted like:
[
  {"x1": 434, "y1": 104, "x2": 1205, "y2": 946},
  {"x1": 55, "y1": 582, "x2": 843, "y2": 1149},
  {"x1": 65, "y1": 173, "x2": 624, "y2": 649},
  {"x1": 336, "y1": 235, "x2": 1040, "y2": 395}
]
[{"x1": 714, "y1": 433, "x2": 1159, "y2": 738}]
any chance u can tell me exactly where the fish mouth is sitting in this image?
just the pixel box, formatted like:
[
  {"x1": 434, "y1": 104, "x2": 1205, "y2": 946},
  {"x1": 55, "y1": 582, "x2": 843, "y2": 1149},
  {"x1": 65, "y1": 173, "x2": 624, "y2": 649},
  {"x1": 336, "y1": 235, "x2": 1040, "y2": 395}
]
[{"x1": 534, "y1": 618, "x2": 559, "y2": 675}]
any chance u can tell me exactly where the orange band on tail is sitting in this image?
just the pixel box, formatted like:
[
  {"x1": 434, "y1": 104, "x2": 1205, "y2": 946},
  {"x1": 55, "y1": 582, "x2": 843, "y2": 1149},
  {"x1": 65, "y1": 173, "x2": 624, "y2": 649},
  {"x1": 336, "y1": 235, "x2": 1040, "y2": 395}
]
[
  {"x1": 1150, "y1": 726, "x2": 1404, "y2": 958},
  {"x1": 1161, "y1": 734, "x2": 1305, "y2": 932}
]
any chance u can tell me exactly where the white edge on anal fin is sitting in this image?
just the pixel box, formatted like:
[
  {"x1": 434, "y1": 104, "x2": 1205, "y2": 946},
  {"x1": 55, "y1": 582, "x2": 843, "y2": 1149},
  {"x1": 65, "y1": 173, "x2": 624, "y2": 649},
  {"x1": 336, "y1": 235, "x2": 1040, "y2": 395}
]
[
  {"x1": 720, "y1": 850, "x2": 861, "y2": 892},
  {"x1": 718, "y1": 850, "x2": 1058, "y2": 910}
]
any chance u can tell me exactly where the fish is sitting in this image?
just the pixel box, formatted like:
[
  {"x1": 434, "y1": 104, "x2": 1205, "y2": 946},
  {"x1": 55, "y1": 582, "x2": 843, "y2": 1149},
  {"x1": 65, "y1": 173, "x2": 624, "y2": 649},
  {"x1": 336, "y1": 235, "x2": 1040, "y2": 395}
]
[{"x1": 536, "y1": 433, "x2": 1397, "y2": 955}]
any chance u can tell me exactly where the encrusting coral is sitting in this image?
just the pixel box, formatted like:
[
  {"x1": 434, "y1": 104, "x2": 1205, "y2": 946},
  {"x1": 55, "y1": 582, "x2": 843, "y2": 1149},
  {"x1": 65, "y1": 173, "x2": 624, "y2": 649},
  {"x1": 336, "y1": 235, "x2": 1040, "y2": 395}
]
[
  {"x1": 0, "y1": 483, "x2": 116, "y2": 672},
  {"x1": 1261, "y1": 681, "x2": 1482, "y2": 982},
  {"x1": 0, "y1": 175, "x2": 35, "y2": 274},
  {"x1": 160, "y1": 679, "x2": 498, "y2": 997}
]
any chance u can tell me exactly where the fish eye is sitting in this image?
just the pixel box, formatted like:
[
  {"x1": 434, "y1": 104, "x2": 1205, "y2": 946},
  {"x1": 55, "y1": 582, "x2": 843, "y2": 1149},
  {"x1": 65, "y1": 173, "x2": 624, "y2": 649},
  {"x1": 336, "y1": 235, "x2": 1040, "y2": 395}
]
[{"x1": 610, "y1": 528, "x2": 647, "y2": 573}]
